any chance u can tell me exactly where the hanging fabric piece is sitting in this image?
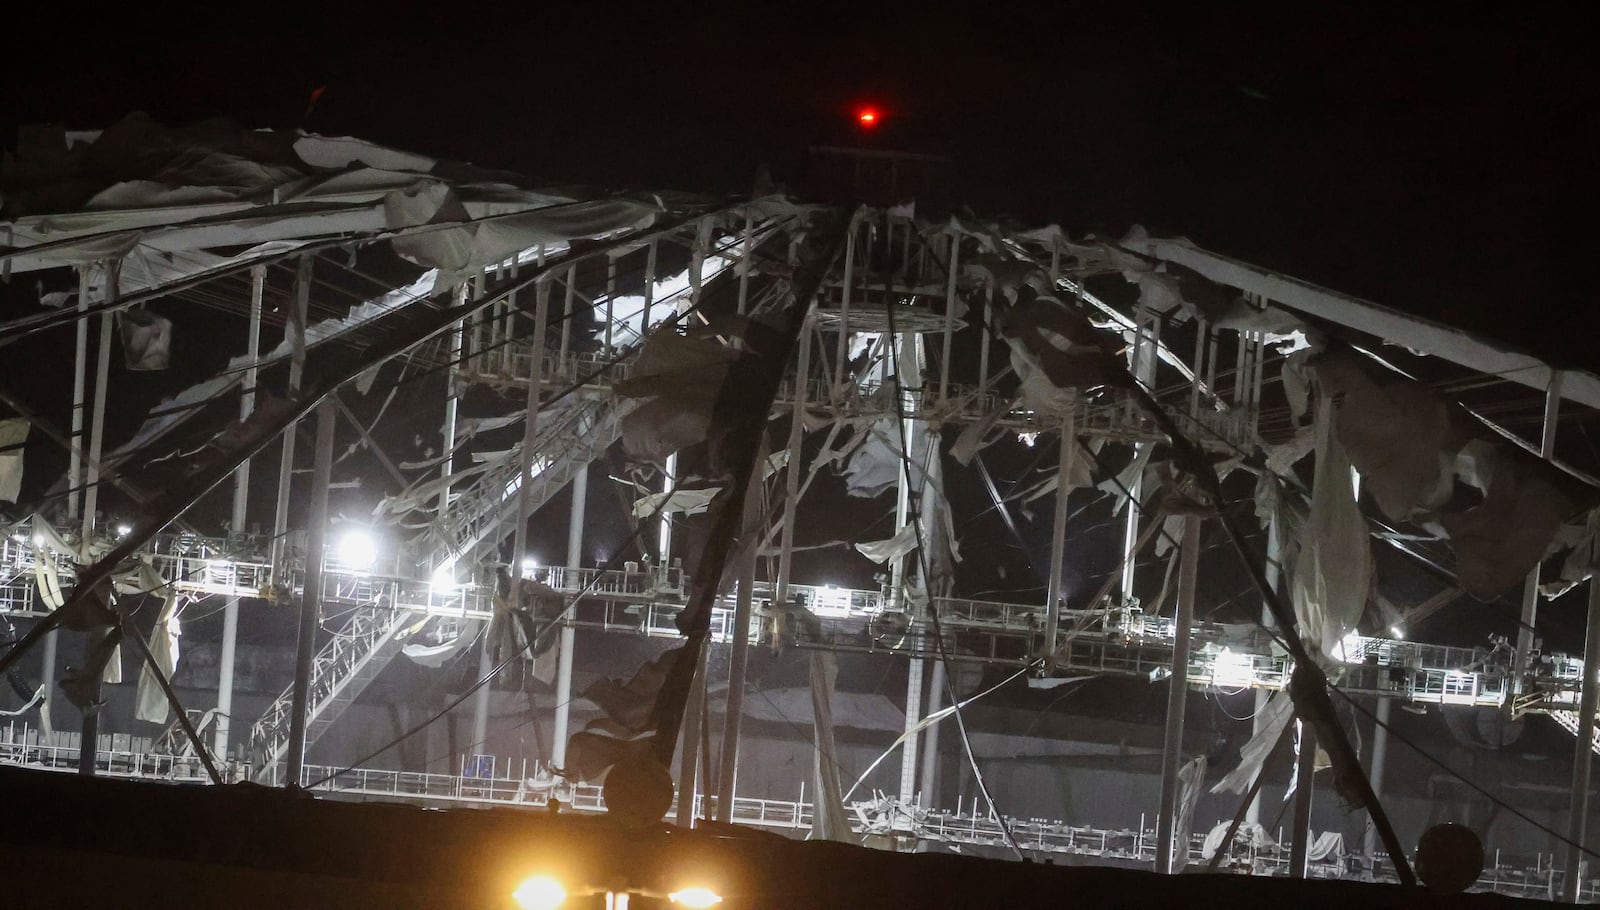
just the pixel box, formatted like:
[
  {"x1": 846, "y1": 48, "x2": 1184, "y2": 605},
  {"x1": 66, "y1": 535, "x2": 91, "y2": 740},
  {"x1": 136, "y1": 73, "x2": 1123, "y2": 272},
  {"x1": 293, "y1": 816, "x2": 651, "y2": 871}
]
[
  {"x1": 632, "y1": 487, "x2": 721, "y2": 519},
  {"x1": 1313, "y1": 351, "x2": 1465, "y2": 522},
  {"x1": 614, "y1": 331, "x2": 741, "y2": 462},
  {"x1": 842, "y1": 418, "x2": 929, "y2": 498},
  {"x1": 118, "y1": 309, "x2": 172, "y2": 371},
  {"x1": 1438, "y1": 446, "x2": 1574, "y2": 599},
  {"x1": 0, "y1": 418, "x2": 27, "y2": 503},
  {"x1": 1291, "y1": 389, "x2": 1371, "y2": 660},
  {"x1": 1098, "y1": 443, "x2": 1153, "y2": 516},
  {"x1": 400, "y1": 623, "x2": 471, "y2": 668},
  {"x1": 808, "y1": 645, "x2": 855, "y2": 843},
  {"x1": 384, "y1": 179, "x2": 656, "y2": 283},
  {"x1": 563, "y1": 645, "x2": 687, "y2": 782},
  {"x1": 133, "y1": 592, "x2": 181, "y2": 722},
  {"x1": 950, "y1": 404, "x2": 1006, "y2": 466},
  {"x1": 1174, "y1": 755, "x2": 1209, "y2": 867},
  {"x1": 998, "y1": 299, "x2": 1112, "y2": 413},
  {"x1": 1212, "y1": 691, "x2": 1294, "y2": 795},
  {"x1": 854, "y1": 524, "x2": 919, "y2": 565}
]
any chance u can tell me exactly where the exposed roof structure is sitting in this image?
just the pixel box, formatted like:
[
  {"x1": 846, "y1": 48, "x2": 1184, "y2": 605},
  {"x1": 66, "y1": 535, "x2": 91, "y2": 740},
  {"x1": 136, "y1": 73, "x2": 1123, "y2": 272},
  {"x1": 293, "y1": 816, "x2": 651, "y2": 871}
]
[{"x1": 3, "y1": 119, "x2": 1600, "y2": 903}]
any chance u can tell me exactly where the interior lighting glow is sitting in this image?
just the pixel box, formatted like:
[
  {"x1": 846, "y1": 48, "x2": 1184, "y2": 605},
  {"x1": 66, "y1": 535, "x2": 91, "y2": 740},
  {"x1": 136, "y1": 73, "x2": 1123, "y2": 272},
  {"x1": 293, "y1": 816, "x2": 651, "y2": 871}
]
[
  {"x1": 336, "y1": 529, "x2": 378, "y2": 570},
  {"x1": 431, "y1": 564, "x2": 458, "y2": 591},
  {"x1": 512, "y1": 876, "x2": 567, "y2": 910},
  {"x1": 669, "y1": 887, "x2": 723, "y2": 908},
  {"x1": 1212, "y1": 647, "x2": 1256, "y2": 689},
  {"x1": 31, "y1": 534, "x2": 44, "y2": 547}
]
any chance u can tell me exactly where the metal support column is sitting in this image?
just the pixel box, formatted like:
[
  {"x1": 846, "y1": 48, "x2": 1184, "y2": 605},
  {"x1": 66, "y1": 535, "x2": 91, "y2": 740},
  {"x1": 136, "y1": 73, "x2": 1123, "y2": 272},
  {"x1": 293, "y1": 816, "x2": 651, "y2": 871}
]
[
  {"x1": 716, "y1": 540, "x2": 758, "y2": 825},
  {"x1": 1290, "y1": 719, "x2": 1319, "y2": 878},
  {"x1": 215, "y1": 264, "x2": 263, "y2": 760},
  {"x1": 80, "y1": 265, "x2": 115, "y2": 543},
  {"x1": 715, "y1": 481, "x2": 761, "y2": 823},
  {"x1": 892, "y1": 331, "x2": 925, "y2": 805},
  {"x1": 899, "y1": 655, "x2": 925, "y2": 805},
  {"x1": 659, "y1": 453, "x2": 677, "y2": 565},
  {"x1": 68, "y1": 267, "x2": 89, "y2": 521},
  {"x1": 76, "y1": 260, "x2": 116, "y2": 776},
  {"x1": 775, "y1": 313, "x2": 813, "y2": 606},
  {"x1": 1246, "y1": 511, "x2": 1283, "y2": 827},
  {"x1": 1042, "y1": 410, "x2": 1076, "y2": 666},
  {"x1": 285, "y1": 398, "x2": 336, "y2": 787},
  {"x1": 1155, "y1": 513, "x2": 1200, "y2": 873},
  {"x1": 1516, "y1": 370, "x2": 1564, "y2": 694},
  {"x1": 1564, "y1": 577, "x2": 1600, "y2": 902},
  {"x1": 551, "y1": 465, "x2": 586, "y2": 769},
  {"x1": 937, "y1": 233, "x2": 959, "y2": 401},
  {"x1": 484, "y1": 273, "x2": 549, "y2": 754},
  {"x1": 920, "y1": 659, "x2": 946, "y2": 807},
  {"x1": 832, "y1": 224, "x2": 855, "y2": 391},
  {"x1": 271, "y1": 257, "x2": 312, "y2": 574},
  {"x1": 1363, "y1": 696, "x2": 1393, "y2": 862},
  {"x1": 675, "y1": 644, "x2": 707, "y2": 828}
]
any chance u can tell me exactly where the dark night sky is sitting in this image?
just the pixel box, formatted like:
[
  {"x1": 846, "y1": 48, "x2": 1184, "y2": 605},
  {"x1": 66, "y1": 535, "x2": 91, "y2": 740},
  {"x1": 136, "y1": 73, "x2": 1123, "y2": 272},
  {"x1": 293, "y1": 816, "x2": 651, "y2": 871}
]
[{"x1": 7, "y1": 1, "x2": 1598, "y2": 369}]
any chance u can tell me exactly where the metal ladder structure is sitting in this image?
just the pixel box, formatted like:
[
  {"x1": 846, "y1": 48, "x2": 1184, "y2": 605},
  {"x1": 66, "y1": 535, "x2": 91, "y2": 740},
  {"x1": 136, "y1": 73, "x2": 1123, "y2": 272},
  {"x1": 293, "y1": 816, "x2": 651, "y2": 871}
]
[{"x1": 243, "y1": 391, "x2": 633, "y2": 778}]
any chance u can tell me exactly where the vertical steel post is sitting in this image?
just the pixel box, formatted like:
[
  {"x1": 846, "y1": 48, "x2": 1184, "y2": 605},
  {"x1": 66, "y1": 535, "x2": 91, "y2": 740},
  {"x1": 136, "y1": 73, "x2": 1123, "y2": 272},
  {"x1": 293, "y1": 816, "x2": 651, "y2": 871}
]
[
  {"x1": 81, "y1": 263, "x2": 115, "y2": 544},
  {"x1": 831, "y1": 224, "x2": 855, "y2": 391},
  {"x1": 440, "y1": 286, "x2": 467, "y2": 522},
  {"x1": 641, "y1": 238, "x2": 657, "y2": 341},
  {"x1": 775, "y1": 313, "x2": 813, "y2": 607},
  {"x1": 76, "y1": 260, "x2": 117, "y2": 777},
  {"x1": 675, "y1": 644, "x2": 707, "y2": 828},
  {"x1": 1564, "y1": 577, "x2": 1600, "y2": 902},
  {"x1": 938, "y1": 232, "x2": 959, "y2": 401},
  {"x1": 487, "y1": 273, "x2": 550, "y2": 754},
  {"x1": 1363, "y1": 696, "x2": 1392, "y2": 862},
  {"x1": 560, "y1": 263, "x2": 576, "y2": 366},
  {"x1": 215, "y1": 264, "x2": 264, "y2": 760},
  {"x1": 1189, "y1": 318, "x2": 1207, "y2": 418},
  {"x1": 1042, "y1": 410, "x2": 1076, "y2": 665},
  {"x1": 1246, "y1": 512, "x2": 1283, "y2": 827},
  {"x1": 551, "y1": 466, "x2": 586, "y2": 769},
  {"x1": 285, "y1": 399, "x2": 336, "y2": 787},
  {"x1": 893, "y1": 332, "x2": 925, "y2": 804},
  {"x1": 736, "y1": 213, "x2": 753, "y2": 316},
  {"x1": 271, "y1": 257, "x2": 312, "y2": 574},
  {"x1": 977, "y1": 280, "x2": 992, "y2": 395},
  {"x1": 899, "y1": 654, "x2": 925, "y2": 805},
  {"x1": 1290, "y1": 719, "x2": 1319, "y2": 878},
  {"x1": 920, "y1": 658, "x2": 946, "y2": 807},
  {"x1": 715, "y1": 480, "x2": 762, "y2": 823},
  {"x1": 68, "y1": 266, "x2": 88, "y2": 521},
  {"x1": 1516, "y1": 370, "x2": 1564, "y2": 694},
  {"x1": 1155, "y1": 514, "x2": 1200, "y2": 873},
  {"x1": 659, "y1": 453, "x2": 677, "y2": 565}
]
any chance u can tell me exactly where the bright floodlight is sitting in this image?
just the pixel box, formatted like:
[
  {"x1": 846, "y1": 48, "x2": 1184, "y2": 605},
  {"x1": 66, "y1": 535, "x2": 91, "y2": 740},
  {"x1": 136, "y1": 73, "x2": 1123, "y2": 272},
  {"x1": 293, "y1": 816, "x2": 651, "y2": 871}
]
[
  {"x1": 522, "y1": 557, "x2": 538, "y2": 573},
  {"x1": 337, "y1": 529, "x2": 377, "y2": 570},
  {"x1": 115, "y1": 523, "x2": 132, "y2": 538},
  {"x1": 431, "y1": 563, "x2": 457, "y2": 590},
  {"x1": 669, "y1": 887, "x2": 723, "y2": 908},
  {"x1": 512, "y1": 876, "x2": 567, "y2": 910},
  {"x1": 1391, "y1": 625, "x2": 1405, "y2": 640}
]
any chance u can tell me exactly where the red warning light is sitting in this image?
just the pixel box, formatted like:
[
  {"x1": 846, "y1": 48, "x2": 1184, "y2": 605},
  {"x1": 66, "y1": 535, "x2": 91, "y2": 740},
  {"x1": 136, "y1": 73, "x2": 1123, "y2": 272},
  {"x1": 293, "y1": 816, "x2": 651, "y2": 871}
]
[{"x1": 856, "y1": 107, "x2": 880, "y2": 128}]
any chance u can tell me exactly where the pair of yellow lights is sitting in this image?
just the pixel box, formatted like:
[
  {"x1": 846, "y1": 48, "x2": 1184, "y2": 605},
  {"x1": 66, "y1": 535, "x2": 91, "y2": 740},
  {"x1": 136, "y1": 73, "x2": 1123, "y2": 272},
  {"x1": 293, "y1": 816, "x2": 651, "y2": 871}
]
[{"x1": 513, "y1": 876, "x2": 722, "y2": 909}]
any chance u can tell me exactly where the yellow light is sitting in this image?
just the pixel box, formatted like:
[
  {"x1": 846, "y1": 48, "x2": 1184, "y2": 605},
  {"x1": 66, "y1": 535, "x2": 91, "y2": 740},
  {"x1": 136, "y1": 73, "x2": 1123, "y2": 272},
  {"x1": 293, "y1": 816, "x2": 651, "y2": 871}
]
[
  {"x1": 513, "y1": 876, "x2": 568, "y2": 910},
  {"x1": 669, "y1": 887, "x2": 723, "y2": 908}
]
